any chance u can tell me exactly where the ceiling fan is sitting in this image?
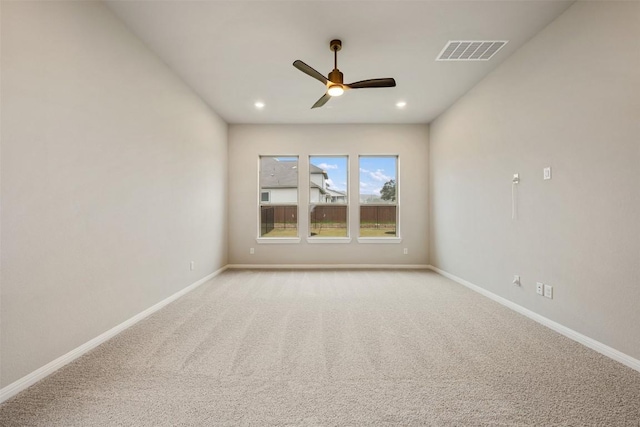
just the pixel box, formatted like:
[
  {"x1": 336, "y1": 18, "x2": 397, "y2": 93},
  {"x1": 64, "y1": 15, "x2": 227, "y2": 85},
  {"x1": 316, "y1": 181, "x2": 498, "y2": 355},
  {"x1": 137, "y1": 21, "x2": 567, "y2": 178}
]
[{"x1": 293, "y1": 39, "x2": 397, "y2": 109}]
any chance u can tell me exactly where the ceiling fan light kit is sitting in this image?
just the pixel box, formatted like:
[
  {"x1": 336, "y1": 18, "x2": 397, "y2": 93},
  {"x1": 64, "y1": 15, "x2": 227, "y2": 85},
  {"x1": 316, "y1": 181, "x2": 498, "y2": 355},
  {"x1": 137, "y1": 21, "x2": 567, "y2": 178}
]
[
  {"x1": 293, "y1": 39, "x2": 396, "y2": 109},
  {"x1": 327, "y1": 85, "x2": 344, "y2": 97}
]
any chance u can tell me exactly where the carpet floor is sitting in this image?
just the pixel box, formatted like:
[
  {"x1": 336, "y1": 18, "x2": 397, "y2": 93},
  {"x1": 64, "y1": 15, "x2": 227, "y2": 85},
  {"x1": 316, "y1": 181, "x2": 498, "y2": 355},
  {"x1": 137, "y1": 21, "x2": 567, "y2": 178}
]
[{"x1": 1, "y1": 269, "x2": 639, "y2": 426}]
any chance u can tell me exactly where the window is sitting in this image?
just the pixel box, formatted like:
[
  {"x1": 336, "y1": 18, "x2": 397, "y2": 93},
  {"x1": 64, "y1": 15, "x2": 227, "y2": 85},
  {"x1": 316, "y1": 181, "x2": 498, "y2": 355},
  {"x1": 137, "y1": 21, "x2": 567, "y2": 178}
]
[
  {"x1": 309, "y1": 156, "x2": 348, "y2": 238},
  {"x1": 359, "y1": 156, "x2": 398, "y2": 237},
  {"x1": 259, "y1": 156, "x2": 298, "y2": 237}
]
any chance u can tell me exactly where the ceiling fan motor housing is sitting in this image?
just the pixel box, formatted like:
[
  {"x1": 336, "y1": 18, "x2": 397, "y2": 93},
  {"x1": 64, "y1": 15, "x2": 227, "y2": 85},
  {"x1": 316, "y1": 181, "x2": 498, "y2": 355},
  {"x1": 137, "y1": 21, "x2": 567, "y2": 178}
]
[{"x1": 328, "y1": 69, "x2": 344, "y2": 84}]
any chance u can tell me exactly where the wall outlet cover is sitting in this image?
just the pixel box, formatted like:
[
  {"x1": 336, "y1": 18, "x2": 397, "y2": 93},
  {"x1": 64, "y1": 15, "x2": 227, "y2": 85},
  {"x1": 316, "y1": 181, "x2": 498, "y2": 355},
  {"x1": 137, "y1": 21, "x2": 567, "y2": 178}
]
[
  {"x1": 536, "y1": 282, "x2": 544, "y2": 295},
  {"x1": 544, "y1": 284, "x2": 553, "y2": 299}
]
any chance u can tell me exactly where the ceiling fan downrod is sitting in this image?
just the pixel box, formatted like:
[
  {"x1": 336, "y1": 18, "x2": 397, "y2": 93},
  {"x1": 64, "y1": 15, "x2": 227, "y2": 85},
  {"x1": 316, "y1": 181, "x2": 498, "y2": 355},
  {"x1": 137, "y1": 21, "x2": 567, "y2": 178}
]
[{"x1": 328, "y1": 39, "x2": 343, "y2": 85}]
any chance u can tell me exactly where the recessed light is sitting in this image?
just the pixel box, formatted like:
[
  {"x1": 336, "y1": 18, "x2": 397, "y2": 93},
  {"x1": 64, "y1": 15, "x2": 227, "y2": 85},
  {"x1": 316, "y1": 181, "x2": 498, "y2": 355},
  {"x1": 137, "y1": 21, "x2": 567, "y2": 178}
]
[
  {"x1": 396, "y1": 101, "x2": 407, "y2": 108},
  {"x1": 254, "y1": 101, "x2": 265, "y2": 109}
]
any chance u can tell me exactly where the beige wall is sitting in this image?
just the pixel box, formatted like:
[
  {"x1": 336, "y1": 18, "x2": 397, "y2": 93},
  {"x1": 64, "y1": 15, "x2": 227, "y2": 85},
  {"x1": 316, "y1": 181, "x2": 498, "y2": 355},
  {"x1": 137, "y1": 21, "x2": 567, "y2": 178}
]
[
  {"x1": 429, "y1": 1, "x2": 640, "y2": 359},
  {"x1": 3, "y1": 0, "x2": 636, "y2": 392},
  {"x1": 0, "y1": 1, "x2": 228, "y2": 386},
  {"x1": 228, "y1": 125, "x2": 429, "y2": 265}
]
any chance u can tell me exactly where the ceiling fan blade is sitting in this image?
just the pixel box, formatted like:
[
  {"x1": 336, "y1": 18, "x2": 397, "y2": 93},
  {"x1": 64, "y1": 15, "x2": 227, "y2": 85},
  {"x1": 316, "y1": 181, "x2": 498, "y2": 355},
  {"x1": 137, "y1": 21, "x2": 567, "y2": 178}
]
[
  {"x1": 293, "y1": 60, "x2": 328, "y2": 85},
  {"x1": 311, "y1": 93, "x2": 331, "y2": 109},
  {"x1": 346, "y1": 78, "x2": 396, "y2": 89}
]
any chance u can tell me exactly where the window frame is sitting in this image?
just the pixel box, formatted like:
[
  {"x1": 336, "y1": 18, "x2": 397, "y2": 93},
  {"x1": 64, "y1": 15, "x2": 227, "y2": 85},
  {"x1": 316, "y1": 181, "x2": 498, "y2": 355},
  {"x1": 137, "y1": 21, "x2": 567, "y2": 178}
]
[
  {"x1": 307, "y1": 155, "x2": 351, "y2": 244},
  {"x1": 256, "y1": 155, "x2": 301, "y2": 244},
  {"x1": 357, "y1": 155, "x2": 402, "y2": 244}
]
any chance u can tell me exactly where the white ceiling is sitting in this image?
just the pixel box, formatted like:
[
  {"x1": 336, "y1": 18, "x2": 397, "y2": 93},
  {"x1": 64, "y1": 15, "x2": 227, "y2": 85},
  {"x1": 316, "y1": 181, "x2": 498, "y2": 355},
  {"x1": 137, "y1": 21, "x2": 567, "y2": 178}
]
[{"x1": 107, "y1": 1, "x2": 573, "y2": 124}]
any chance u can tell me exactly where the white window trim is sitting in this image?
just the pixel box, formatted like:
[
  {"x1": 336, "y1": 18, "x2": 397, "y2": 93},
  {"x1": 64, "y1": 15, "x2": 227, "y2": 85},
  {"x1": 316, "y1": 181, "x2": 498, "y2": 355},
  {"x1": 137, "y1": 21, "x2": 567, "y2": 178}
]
[
  {"x1": 258, "y1": 155, "x2": 300, "y2": 240},
  {"x1": 357, "y1": 237, "x2": 402, "y2": 244},
  {"x1": 306, "y1": 237, "x2": 352, "y2": 244},
  {"x1": 308, "y1": 155, "x2": 350, "y2": 240},
  {"x1": 358, "y1": 155, "x2": 400, "y2": 242},
  {"x1": 256, "y1": 237, "x2": 301, "y2": 244}
]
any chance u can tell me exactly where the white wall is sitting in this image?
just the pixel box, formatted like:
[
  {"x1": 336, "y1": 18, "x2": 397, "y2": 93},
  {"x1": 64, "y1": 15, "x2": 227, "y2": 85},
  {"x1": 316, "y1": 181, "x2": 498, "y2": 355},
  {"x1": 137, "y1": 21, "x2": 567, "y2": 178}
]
[
  {"x1": 0, "y1": 1, "x2": 228, "y2": 387},
  {"x1": 266, "y1": 188, "x2": 298, "y2": 204},
  {"x1": 229, "y1": 125, "x2": 429, "y2": 265},
  {"x1": 429, "y1": 1, "x2": 640, "y2": 360}
]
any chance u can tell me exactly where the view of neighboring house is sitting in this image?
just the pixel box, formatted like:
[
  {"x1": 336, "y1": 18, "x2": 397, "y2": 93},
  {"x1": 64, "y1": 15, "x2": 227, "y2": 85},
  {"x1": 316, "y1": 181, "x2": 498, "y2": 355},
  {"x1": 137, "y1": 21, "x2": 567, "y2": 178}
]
[
  {"x1": 310, "y1": 166, "x2": 347, "y2": 203},
  {"x1": 260, "y1": 157, "x2": 346, "y2": 204},
  {"x1": 259, "y1": 157, "x2": 298, "y2": 204},
  {"x1": 326, "y1": 188, "x2": 347, "y2": 203}
]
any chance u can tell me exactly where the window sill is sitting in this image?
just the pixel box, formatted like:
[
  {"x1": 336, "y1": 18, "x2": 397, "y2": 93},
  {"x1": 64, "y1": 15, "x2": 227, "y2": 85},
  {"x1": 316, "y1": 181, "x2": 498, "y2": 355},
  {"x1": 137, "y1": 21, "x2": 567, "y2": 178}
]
[
  {"x1": 357, "y1": 237, "x2": 402, "y2": 244},
  {"x1": 306, "y1": 237, "x2": 352, "y2": 244},
  {"x1": 256, "y1": 237, "x2": 301, "y2": 244}
]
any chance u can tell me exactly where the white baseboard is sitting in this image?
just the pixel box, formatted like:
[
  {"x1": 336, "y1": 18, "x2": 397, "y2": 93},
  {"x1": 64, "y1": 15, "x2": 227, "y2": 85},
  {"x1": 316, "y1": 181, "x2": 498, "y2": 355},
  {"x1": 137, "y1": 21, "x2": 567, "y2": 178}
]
[
  {"x1": 427, "y1": 265, "x2": 640, "y2": 373},
  {"x1": 0, "y1": 266, "x2": 228, "y2": 404},
  {"x1": 227, "y1": 264, "x2": 430, "y2": 270}
]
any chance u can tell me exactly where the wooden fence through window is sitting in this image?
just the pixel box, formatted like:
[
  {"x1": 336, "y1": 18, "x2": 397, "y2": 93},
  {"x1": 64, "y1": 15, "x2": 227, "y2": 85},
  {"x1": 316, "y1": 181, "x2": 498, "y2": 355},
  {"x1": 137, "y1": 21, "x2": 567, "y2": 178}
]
[
  {"x1": 261, "y1": 205, "x2": 297, "y2": 232},
  {"x1": 360, "y1": 205, "x2": 396, "y2": 228},
  {"x1": 310, "y1": 205, "x2": 347, "y2": 227},
  {"x1": 261, "y1": 205, "x2": 396, "y2": 233}
]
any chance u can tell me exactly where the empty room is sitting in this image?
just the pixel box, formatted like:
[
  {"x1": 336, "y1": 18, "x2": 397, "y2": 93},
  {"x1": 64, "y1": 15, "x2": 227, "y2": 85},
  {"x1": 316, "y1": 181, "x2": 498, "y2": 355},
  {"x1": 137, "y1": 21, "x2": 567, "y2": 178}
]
[{"x1": 1, "y1": 0, "x2": 639, "y2": 425}]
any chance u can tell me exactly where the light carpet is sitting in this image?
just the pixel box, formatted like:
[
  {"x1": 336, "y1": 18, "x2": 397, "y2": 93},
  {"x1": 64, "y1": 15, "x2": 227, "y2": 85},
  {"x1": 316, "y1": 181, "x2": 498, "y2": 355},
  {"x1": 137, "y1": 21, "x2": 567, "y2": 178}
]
[{"x1": 1, "y1": 269, "x2": 639, "y2": 426}]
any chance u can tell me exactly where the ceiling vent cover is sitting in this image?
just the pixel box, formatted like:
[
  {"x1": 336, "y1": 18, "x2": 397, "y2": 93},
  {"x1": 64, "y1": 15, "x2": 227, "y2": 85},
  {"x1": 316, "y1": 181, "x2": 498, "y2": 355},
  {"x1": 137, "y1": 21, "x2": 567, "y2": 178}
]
[{"x1": 437, "y1": 40, "x2": 508, "y2": 61}]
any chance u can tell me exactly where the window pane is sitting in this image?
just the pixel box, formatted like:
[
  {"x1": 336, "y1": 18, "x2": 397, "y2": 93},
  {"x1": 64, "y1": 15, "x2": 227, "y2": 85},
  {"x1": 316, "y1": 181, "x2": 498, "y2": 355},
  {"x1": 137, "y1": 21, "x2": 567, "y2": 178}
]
[
  {"x1": 359, "y1": 156, "x2": 397, "y2": 237},
  {"x1": 359, "y1": 205, "x2": 396, "y2": 237},
  {"x1": 309, "y1": 156, "x2": 348, "y2": 237},
  {"x1": 310, "y1": 205, "x2": 348, "y2": 237},
  {"x1": 259, "y1": 156, "x2": 298, "y2": 237}
]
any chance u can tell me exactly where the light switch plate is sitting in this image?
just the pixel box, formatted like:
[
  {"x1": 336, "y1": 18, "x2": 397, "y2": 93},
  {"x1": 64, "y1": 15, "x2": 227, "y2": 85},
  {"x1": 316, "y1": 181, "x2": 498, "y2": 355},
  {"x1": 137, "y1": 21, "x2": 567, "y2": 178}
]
[{"x1": 543, "y1": 167, "x2": 552, "y2": 180}]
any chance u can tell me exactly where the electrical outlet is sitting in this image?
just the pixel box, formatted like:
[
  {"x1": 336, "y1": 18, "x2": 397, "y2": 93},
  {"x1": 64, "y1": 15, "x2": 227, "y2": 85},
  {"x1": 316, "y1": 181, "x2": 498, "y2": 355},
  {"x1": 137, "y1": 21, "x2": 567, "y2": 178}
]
[
  {"x1": 513, "y1": 275, "x2": 521, "y2": 286},
  {"x1": 190, "y1": 261, "x2": 195, "y2": 271},
  {"x1": 536, "y1": 282, "x2": 544, "y2": 295},
  {"x1": 403, "y1": 248, "x2": 408, "y2": 255},
  {"x1": 544, "y1": 284, "x2": 553, "y2": 299},
  {"x1": 249, "y1": 248, "x2": 255, "y2": 255}
]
